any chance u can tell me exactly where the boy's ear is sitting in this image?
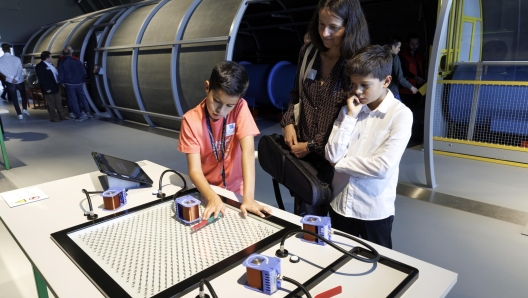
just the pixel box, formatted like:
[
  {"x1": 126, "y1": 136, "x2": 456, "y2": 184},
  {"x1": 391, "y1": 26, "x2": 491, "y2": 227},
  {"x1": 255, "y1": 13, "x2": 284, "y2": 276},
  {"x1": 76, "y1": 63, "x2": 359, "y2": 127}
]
[
  {"x1": 204, "y1": 80, "x2": 210, "y2": 94},
  {"x1": 383, "y1": 75, "x2": 392, "y2": 88}
]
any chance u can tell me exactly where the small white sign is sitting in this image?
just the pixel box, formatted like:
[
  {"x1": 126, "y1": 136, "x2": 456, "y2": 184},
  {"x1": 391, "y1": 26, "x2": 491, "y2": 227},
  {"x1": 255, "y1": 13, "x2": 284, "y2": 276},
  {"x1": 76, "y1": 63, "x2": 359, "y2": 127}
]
[{"x1": 1, "y1": 187, "x2": 49, "y2": 208}]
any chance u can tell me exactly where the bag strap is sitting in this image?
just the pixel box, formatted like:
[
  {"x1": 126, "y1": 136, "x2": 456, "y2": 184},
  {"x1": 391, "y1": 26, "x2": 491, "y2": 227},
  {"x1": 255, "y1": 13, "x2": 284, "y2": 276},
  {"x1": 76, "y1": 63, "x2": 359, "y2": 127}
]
[
  {"x1": 272, "y1": 178, "x2": 285, "y2": 211},
  {"x1": 298, "y1": 44, "x2": 319, "y2": 106}
]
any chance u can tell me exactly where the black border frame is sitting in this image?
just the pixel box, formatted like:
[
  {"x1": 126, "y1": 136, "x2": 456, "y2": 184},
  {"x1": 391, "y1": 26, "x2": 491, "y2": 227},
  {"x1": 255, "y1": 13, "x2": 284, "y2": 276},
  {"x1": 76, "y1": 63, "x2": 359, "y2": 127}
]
[
  {"x1": 51, "y1": 188, "x2": 299, "y2": 298},
  {"x1": 284, "y1": 247, "x2": 419, "y2": 298}
]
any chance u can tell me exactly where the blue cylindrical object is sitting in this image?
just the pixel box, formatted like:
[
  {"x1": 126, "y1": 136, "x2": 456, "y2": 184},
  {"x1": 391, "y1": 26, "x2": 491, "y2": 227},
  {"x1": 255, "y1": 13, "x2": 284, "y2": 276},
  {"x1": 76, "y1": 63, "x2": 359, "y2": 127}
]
[
  {"x1": 267, "y1": 61, "x2": 297, "y2": 110},
  {"x1": 241, "y1": 62, "x2": 273, "y2": 107}
]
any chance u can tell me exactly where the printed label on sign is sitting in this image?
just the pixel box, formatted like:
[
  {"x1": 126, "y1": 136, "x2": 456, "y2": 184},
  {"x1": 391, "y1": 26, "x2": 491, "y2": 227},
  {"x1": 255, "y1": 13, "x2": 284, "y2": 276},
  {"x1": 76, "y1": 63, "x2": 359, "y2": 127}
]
[{"x1": 226, "y1": 123, "x2": 236, "y2": 136}]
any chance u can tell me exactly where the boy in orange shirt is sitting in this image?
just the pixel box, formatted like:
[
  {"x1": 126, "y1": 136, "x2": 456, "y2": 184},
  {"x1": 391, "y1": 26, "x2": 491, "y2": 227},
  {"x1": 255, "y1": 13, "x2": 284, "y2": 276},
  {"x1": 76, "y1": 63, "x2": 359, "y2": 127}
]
[{"x1": 178, "y1": 61, "x2": 272, "y2": 219}]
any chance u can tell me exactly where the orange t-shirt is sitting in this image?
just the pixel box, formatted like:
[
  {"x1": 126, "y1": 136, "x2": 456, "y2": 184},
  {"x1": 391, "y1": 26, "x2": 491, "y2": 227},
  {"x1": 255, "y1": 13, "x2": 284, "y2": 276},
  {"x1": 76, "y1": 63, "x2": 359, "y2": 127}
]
[{"x1": 178, "y1": 98, "x2": 259, "y2": 194}]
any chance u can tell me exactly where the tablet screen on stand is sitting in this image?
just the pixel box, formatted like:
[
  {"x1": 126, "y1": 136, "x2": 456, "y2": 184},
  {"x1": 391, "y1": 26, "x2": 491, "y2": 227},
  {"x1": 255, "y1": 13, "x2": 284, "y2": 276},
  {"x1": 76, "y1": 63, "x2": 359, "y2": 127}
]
[{"x1": 91, "y1": 152, "x2": 153, "y2": 188}]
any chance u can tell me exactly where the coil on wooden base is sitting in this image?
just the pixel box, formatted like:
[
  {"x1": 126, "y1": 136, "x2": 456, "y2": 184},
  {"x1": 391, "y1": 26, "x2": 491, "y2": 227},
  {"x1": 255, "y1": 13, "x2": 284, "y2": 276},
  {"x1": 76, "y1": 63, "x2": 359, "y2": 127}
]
[
  {"x1": 175, "y1": 197, "x2": 200, "y2": 224},
  {"x1": 101, "y1": 189, "x2": 127, "y2": 210},
  {"x1": 243, "y1": 254, "x2": 281, "y2": 295},
  {"x1": 300, "y1": 215, "x2": 332, "y2": 246}
]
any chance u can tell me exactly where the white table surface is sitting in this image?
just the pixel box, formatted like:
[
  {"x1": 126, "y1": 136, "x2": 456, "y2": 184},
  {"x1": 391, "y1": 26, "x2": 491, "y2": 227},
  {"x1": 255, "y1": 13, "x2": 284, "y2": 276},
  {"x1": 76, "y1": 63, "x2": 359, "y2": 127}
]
[{"x1": 0, "y1": 160, "x2": 457, "y2": 298}]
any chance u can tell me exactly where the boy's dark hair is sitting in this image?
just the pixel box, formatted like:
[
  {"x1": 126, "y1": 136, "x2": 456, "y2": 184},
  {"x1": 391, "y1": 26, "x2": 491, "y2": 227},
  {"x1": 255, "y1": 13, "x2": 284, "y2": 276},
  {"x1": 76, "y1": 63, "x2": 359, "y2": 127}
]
[
  {"x1": 1, "y1": 43, "x2": 11, "y2": 53},
  {"x1": 386, "y1": 36, "x2": 402, "y2": 48},
  {"x1": 406, "y1": 32, "x2": 420, "y2": 43},
  {"x1": 308, "y1": 0, "x2": 370, "y2": 60},
  {"x1": 208, "y1": 61, "x2": 249, "y2": 97},
  {"x1": 345, "y1": 45, "x2": 393, "y2": 81},
  {"x1": 40, "y1": 51, "x2": 51, "y2": 61}
]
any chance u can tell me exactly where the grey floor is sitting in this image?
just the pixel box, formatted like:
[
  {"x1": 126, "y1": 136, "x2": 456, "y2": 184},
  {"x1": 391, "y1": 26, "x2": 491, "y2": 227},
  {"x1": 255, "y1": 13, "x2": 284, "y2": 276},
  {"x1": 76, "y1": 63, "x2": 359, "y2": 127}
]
[{"x1": 0, "y1": 95, "x2": 527, "y2": 298}]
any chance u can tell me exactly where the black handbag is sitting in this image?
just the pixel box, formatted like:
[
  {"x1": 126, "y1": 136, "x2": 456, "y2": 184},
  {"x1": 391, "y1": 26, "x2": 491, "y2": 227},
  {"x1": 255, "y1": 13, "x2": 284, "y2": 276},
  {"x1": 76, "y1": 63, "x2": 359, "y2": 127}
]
[{"x1": 258, "y1": 134, "x2": 333, "y2": 209}]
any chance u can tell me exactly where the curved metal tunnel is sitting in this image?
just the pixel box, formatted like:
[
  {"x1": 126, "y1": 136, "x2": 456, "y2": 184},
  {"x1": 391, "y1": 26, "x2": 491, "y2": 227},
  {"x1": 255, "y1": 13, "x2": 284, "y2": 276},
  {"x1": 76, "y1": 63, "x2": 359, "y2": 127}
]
[{"x1": 22, "y1": 0, "x2": 316, "y2": 130}]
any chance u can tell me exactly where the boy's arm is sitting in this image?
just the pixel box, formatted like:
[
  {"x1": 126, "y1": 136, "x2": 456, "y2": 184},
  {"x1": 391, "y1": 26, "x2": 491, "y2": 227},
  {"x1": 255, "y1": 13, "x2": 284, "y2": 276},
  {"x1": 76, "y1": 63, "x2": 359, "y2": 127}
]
[
  {"x1": 325, "y1": 102, "x2": 360, "y2": 164},
  {"x1": 186, "y1": 153, "x2": 225, "y2": 219},
  {"x1": 239, "y1": 135, "x2": 272, "y2": 217},
  {"x1": 334, "y1": 109, "x2": 412, "y2": 179}
]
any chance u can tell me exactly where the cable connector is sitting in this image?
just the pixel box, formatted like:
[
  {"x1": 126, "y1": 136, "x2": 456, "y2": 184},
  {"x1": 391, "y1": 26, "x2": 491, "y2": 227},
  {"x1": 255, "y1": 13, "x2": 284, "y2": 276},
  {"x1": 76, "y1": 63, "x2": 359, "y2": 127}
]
[{"x1": 275, "y1": 244, "x2": 289, "y2": 258}]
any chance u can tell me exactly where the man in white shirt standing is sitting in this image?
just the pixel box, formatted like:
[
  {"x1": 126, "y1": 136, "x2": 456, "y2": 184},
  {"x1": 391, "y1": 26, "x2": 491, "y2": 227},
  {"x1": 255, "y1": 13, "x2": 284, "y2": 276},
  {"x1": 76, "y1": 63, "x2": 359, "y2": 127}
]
[
  {"x1": 0, "y1": 43, "x2": 30, "y2": 119},
  {"x1": 325, "y1": 45, "x2": 413, "y2": 249}
]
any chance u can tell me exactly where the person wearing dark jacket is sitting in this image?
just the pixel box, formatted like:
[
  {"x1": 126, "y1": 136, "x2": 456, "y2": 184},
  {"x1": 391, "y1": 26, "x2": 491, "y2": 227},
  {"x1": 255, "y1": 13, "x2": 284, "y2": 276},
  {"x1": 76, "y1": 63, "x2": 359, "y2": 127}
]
[
  {"x1": 58, "y1": 48, "x2": 91, "y2": 121},
  {"x1": 35, "y1": 51, "x2": 71, "y2": 122},
  {"x1": 386, "y1": 37, "x2": 417, "y2": 100}
]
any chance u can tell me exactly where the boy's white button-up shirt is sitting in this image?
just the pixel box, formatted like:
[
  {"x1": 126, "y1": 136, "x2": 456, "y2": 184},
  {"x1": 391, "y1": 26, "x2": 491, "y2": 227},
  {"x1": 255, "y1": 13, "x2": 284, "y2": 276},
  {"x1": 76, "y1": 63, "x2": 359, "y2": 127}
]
[{"x1": 325, "y1": 90, "x2": 413, "y2": 220}]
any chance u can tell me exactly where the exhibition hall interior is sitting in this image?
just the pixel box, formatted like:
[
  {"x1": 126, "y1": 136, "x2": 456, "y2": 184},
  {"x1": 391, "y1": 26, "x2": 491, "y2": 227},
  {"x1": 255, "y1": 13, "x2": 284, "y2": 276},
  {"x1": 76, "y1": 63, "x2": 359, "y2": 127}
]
[{"x1": 0, "y1": 0, "x2": 527, "y2": 297}]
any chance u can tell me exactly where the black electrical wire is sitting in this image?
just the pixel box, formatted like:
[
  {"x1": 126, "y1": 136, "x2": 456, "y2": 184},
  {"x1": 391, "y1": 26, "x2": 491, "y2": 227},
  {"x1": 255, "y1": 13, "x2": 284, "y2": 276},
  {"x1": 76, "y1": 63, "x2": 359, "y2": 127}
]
[
  {"x1": 197, "y1": 278, "x2": 218, "y2": 298},
  {"x1": 81, "y1": 189, "x2": 104, "y2": 220},
  {"x1": 281, "y1": 276, "x2": 312, "y2": 298},
  {"x1": 276, "y1": 229, "x2": 380, "y2": 263},
  {"x1": 157, "y1": 169, "x2": 188, "y2": 198}
]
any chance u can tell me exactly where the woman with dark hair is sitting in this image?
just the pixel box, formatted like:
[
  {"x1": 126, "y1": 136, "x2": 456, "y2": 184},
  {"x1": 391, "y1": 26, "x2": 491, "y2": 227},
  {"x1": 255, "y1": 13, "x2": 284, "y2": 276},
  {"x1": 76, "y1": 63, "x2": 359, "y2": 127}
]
[
  {"x1": 386, "y1": 36, "x2": 417, "y2": 100},
  {"x1": 280, "y1": 0, "x2": 369, "y2": 215}
]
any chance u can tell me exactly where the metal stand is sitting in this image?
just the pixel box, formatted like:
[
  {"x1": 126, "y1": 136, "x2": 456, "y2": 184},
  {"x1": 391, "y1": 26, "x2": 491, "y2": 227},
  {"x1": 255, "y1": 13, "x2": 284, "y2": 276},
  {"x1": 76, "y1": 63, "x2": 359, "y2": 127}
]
[
  {"x1": 0, "y1": 111, "x2": 9, "y2": 170},
  {"x1": 0, "y1": 128, "x2": 9, "y2": 170},
  {"x1": 106, "y1": 176, "x2": 139, "y2": 189},
  {"x1": 33, "y1": 266, "x2": 49, "y2": 298},
  {"x1": 522, "y1": 223, "x2": 528, "y2": 236}
]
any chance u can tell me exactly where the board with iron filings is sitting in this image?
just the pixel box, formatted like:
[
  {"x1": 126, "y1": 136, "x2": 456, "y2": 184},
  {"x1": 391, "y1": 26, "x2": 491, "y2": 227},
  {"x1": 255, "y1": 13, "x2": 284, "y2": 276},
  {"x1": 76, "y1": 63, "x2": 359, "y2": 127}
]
[{"x1": 51, "y1": 189, "x2": 298, "y2": 298}]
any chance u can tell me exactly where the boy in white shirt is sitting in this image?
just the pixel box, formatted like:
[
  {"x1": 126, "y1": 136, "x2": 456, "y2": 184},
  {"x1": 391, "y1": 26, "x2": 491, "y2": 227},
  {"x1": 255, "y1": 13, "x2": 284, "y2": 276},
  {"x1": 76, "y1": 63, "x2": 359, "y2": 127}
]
[{"x1": 325, "y1": 45, "x2": 413, "y2": 248}]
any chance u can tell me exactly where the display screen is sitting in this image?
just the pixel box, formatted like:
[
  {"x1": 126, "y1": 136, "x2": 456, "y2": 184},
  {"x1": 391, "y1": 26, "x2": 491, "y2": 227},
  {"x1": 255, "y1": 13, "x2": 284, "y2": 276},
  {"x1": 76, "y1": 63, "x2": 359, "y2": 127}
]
[{"x1": 92, "y1": 152, "x2": 153, "y2": 186}]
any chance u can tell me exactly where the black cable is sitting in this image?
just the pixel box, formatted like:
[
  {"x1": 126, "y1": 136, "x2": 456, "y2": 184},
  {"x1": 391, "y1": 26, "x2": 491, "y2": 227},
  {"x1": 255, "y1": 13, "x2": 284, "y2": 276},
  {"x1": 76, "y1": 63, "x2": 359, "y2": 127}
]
[
  {"x1": 276, "y1": 228, "x2": 380, "y2": 263},
  {"x1": 333, "y1": 230, "x2": 382, "y2": 260},
  {"x1": 195, "y1": 278, "x2": 218, "y2": 298},
  {"x1": 281, "y1": 276, "x2": 312, "y2": 298},
  {"x1": 81, "y1": 189, "x2": 103, "y2": 220},
  {"x1": 157, "y1": 169, "x2": 187, "y2": 199}
]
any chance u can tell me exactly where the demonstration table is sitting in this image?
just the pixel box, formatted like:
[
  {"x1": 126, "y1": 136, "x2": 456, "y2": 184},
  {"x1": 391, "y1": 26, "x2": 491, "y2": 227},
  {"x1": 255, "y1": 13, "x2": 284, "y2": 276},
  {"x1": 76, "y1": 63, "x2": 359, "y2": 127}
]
[{"x1": 0, "y1": 160, "x2": 457, "y2": 298}]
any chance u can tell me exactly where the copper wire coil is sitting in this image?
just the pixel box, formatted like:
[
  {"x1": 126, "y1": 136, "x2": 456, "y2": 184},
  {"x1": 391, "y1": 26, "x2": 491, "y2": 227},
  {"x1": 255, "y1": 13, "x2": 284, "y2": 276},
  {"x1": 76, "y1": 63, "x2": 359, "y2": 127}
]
[
  {"x1": 103, "y1": 192, "x2": 121, "y2": 210},
  {"x1": 303, "y1": 224, "x2": 317, "y2": 242},
  {"x1": 180, "y1": 204, "x2": 200, "y2": 222},
  {"x1": 246, "y1": 267, "x2": 263, "y2": 290}
]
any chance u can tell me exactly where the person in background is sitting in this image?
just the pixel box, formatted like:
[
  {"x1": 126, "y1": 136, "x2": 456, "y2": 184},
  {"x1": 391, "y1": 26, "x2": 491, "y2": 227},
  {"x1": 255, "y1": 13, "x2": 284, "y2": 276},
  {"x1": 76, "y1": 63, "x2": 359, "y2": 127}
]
[
  {"x1": 35, "y1": 51, "x2": 71, "y2": 122},
  {"x1": 386, "y1": 36, "x2": 417, "y2": 100},
  {"x1": 93, "y1": 64, "x2": 105, "y2": 75},
  {"x1": 0, "y1": 43, "x2": 30, "y2": 119},
  {"x1": 59, "y1": 45, "x2": 80, "y2": 118},
  {"x1": 280, "y1": 0, "x2": 370, "y2": 216},
  {"x1": 325, "y1": 45, "x2": 413, "y2": 248},
  {"x1": 178, "y1": 61, "x2": 272, "y2": 220},
  {"x1": 58, "y1": 48, "x2": 91, "y2": 121},
  {"x1": 399, "y1": 32, "x2": 426, "y2": 141}
]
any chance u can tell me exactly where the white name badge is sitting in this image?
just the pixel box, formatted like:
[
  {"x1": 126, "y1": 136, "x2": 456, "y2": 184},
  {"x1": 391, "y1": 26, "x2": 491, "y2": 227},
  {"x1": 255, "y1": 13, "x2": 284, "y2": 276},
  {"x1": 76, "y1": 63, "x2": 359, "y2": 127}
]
[
  {"x1": 226, "y1": 123, "x2": 236, "y2": 136},
  {"x1": 307, "y1": 69, "x2": 317, "y2": 80}
]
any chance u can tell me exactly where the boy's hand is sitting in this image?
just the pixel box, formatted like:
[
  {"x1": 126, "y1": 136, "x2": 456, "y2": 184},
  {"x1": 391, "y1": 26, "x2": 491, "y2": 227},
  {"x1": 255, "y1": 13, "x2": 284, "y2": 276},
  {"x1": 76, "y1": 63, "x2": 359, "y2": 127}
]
[
  {"x1": 202, "y1": 195, "x2": 225, "y2": 219},
  {"x1": 410, "y1": 86, "x2": 418, "y2": 94},
  {"x1": 240, "y1": 199, "x2": 272, "y2": 218},
  {"x1": 347, "y1": 95, "x2": 362, "y2": 116},
  {"x1": 283, "y1": 124, "x2": 297, "y2": 148}
]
